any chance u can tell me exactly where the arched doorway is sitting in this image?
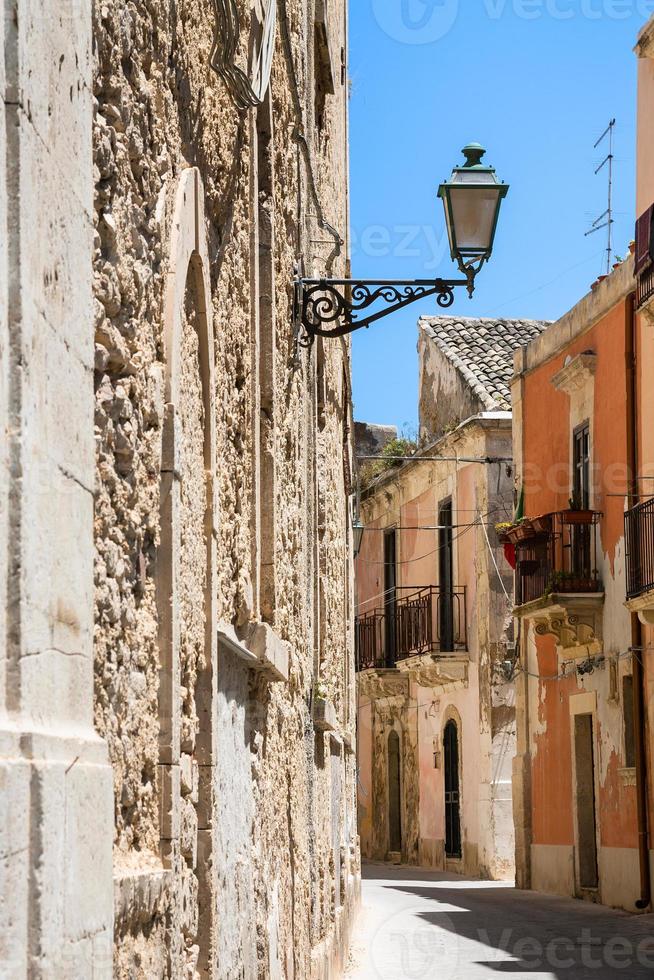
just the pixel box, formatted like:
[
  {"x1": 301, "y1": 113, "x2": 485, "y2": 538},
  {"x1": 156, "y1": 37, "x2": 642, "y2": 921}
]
[
  {"x1": 444, "y1": 719, "x2": 461, "y2": 859},
  {"x1": 388, "y1": 730, "x2": 402, "y2": 854}
]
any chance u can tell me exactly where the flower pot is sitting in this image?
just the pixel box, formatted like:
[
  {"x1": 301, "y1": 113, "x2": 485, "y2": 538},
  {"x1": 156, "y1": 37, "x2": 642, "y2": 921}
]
[
  {"x1": 495, "y1": 524, "x2": 513, "y2": 545},
  {"x1": 531, "y1": 514, "x2": 552, "y2": 535},
  {"x1": 560, "y1": 509, "x2": 594, "y2": 526},
  {"x1": 514, "y1": 521, "x2": 535, "y2": 542}
]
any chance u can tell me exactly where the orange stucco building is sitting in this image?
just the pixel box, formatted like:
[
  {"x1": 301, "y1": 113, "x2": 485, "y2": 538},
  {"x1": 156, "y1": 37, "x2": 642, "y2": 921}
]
[{"x1": 509, "y1": 14, "x2": 654, "y2": 913}]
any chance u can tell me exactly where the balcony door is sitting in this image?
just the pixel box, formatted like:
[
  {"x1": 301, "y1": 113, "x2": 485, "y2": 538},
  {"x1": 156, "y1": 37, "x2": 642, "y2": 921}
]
[
  {"x1": 439, "y1": 500, "x2": 454, "y2": 652},
  {"x1": 383, "y1": 529, "x2": 397, "y2": 667}
]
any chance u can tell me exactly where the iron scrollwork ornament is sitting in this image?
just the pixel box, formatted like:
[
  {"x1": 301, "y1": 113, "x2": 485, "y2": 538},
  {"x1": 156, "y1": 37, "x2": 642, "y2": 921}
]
[
  {"x1": 210, "y1": 0, "x2": 276, "y2": 111},
  {"x1": 295, "y1": 277, "x2": 470, "y2": 348}
]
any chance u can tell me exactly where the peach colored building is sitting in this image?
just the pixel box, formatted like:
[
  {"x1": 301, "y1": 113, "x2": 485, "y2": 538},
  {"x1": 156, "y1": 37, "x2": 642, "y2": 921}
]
[
  {"x1": 355, "y1": 316, "x2": 545, "y2": 879},
  {"x1": 509, "y1": 13, "x2": 654, "y2": 915}
]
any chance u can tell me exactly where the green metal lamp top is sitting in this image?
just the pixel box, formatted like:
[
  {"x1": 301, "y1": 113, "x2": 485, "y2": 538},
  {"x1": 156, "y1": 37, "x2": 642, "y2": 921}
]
[{"x1": 461, "y1": 143, "x2": 487, "y2": 169}]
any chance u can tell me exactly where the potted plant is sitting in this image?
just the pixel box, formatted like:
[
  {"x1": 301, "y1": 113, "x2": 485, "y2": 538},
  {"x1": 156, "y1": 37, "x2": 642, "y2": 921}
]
[
  {"x1": 560, "y1": 495, "x2": 595, "y2": 525},
  {"x1": 494, "y1": 522, "x2": 513, "y2": 545}
]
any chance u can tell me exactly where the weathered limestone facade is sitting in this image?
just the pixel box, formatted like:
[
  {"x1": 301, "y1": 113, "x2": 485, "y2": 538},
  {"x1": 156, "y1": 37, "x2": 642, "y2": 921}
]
[
  {"x1": 354, "y1": 317, "x2": 546, "y2": 882},
  {"x1": 2, "y1": 0, "x2": 358, "y2": 976}
]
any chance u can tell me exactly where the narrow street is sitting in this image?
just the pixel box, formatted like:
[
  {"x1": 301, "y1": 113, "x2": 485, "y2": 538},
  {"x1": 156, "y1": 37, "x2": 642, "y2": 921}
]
[{"x1": 345, "y1": 863, "x2": 654, "y2": 979}]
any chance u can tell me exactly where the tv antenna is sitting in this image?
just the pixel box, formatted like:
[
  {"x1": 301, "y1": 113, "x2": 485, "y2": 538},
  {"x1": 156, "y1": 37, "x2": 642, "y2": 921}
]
[{"x1": 585, "y1": 118, "x2": 616, "y2": 275}]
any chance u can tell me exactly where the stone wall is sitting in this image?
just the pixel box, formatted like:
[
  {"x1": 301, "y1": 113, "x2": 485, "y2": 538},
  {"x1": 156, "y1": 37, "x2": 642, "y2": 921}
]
[
  {"x1": 92, "y1": 0, "x2": 358, "y2": 976},
  {"x1": 1, "y1": 0, "x2": 114, "y2": 973},
  {"x1": 1, "y1": 0, "x2": 358, "y2": 976}
]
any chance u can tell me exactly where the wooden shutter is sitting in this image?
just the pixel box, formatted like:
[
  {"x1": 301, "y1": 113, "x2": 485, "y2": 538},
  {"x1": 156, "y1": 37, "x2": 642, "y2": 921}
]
[{"x1": 635, "y1": 205, "x2": 654, "y2": 274}]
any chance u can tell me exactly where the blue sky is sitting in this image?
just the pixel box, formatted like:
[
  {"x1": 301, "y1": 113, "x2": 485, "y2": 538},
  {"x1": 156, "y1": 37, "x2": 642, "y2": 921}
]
[{"x1": 349, "y1": 0, "x2": 650, "y2": 432}]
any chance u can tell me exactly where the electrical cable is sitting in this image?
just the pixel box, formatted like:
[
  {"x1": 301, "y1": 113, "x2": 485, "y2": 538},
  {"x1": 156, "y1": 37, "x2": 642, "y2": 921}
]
[{"x1": 479, "y1": 512, "x2": 512, "y2": 607}]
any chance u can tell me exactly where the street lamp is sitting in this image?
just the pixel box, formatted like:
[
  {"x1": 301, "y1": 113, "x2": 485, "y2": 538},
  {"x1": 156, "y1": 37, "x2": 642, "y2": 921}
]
[
  {"x1": 294, "y1": 144, "x2": 509, "y2": 347},
  {"x1": 353, "y1": 520, "x2": 365, "y2": 558},
  {"x1": 438, "y1": 143, "x2": 509, "y2": 285}
]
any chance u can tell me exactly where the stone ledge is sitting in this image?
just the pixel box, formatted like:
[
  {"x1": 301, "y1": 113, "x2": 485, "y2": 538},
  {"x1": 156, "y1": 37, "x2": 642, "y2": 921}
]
[
  {"x1": 216, "y1": 623, "x2": 259, "y2": 666},
  {"x1": 216, "y1": 621, "x2": 290, "y2": 682},
  {"x1": 626, "y1": 588, "x2": 654, "y2": 624},
  {"x1": 246, "y1": 622, "x2": 290, "y2": 682},
  {"x1": 313, "y1": 697, "x2": 338, "y2": 732},
  {"x1": 114, "y1": 867, "x2": 173, "y2": 935}
]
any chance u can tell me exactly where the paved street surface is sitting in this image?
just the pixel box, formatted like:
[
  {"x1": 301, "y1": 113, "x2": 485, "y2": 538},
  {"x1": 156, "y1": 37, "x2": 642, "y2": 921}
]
[{"x1": 345, "y1": 863, "x2": 654, "y2": 979}]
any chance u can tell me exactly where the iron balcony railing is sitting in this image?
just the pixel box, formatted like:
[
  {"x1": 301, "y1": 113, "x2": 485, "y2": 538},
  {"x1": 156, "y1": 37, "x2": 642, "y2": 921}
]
[
  {"x1": 515, "y1": 511, "x2": 602, "y2": 607},
  {"x1": 355, "y1": 585, "x2": 467, "y2": 672},
  {"x1": 625, "y1": 498, "x2": 654, "y2": 600},
  {"x1": 637, "y1": 264, "x2": 654, "y2": 310}
]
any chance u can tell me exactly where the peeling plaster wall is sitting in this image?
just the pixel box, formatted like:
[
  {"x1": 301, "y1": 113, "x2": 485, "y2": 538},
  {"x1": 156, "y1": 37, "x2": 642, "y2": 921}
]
[
  {"x1": 511, "y1": 260, "x2": 649, "y2": 911},
  {"x1": 355, "y1": 417, "x2": 516, "y2": 880}
]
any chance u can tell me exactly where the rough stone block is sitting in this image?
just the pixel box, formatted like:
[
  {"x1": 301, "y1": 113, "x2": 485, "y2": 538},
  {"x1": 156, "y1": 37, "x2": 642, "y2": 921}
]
[
  {"x1": 8, "y1": 0, "x2": 92, "y2": 207},
  {"x1": 313, "y1": 698, "x2": 338, "y2": 733},
  {"x1": 246, "y1": 622, "x2": 290, "y2": 682},
  {"x1": 159, "y1": 764, "x2": 180, "y2": 847}
]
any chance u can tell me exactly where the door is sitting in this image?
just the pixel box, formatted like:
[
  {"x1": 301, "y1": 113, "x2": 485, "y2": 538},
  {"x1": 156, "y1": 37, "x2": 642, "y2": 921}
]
[
  {"x1": 574, "y1": 713, "x2": 599, "y2": 891},
  {"x1": 438, "y1": 500, "x2": 454, "y2": 651},
  {"x1": 384, "y1": 529, "x2": 397, "y2": 667},
  {"x1": 388, "y1": 730, "x2": 402, "y2": 853},
  {"x1": 444, "y1": 720, "x2": 461, "y2": 859}
]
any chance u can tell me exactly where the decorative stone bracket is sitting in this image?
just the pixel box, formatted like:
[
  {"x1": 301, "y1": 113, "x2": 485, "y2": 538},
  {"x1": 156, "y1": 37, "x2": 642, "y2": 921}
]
[
  {"x1": 530, "y1": 599, "x2": 603, "y2": 659},
  {"x1": 396, "y1": 654, "x2": 469, "y2": 688},
  {"x1": 551, "y1": 352, "x2": 597, "y2": 395}
]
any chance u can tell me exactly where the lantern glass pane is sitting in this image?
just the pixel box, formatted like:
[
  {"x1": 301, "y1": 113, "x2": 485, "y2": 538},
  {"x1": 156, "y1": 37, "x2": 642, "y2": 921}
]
[{"x1": 449, "y1": 186, "x2": 501, "y2": 254}]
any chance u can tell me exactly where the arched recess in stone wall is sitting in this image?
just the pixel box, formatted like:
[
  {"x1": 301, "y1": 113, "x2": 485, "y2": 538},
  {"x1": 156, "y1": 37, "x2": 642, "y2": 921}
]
[{"x1": 156, "y1": 167, "x2": 217, "y2": 976}]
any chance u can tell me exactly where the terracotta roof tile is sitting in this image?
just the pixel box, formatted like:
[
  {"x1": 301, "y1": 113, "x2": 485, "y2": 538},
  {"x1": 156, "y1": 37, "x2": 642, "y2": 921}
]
[{"x1": 419, "y1": 315, "x2": 550, "y2": 411}]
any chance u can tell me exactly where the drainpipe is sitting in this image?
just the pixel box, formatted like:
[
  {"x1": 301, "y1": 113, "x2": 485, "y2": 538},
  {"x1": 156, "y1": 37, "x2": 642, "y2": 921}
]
[{"x1": 626, "y1": 290, "x2": 651, "y2": 911}]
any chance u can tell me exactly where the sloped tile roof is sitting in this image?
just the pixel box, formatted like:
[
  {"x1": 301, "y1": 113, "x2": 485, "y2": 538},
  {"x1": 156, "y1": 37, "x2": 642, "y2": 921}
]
[{"x1": 419, "y1": 315, "x2": 550, "y2": 411}]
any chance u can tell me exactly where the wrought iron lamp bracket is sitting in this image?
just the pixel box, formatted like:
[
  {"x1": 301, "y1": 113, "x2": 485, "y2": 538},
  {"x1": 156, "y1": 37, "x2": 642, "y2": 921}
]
[{"x1": 294, "y1": 268, "x2": 477, "y2": 348}]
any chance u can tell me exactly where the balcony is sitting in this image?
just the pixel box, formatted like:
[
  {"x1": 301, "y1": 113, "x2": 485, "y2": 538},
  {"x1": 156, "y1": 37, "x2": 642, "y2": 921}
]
[
  {"x1": 355, "y1": 586, "x2": 467, "y2": 674},
  {"x1": 514, "y1": 511, "x2": 604, "y2": 656},
  {"x1": 625, "y1": 498, "x2": 654, "y2": 620}
]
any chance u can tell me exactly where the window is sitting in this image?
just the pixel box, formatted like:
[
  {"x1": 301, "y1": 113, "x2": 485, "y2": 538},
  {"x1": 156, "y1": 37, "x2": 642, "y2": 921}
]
[
  {"x1": 623, "y1": 675, "x2": 636, "y2": 769},
  {"x1": 573, "y1": 422, "x2": 590, "y2": 508},
  {"x1": 572, "y1": 422, "x2": 591, "y2": 580}
]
